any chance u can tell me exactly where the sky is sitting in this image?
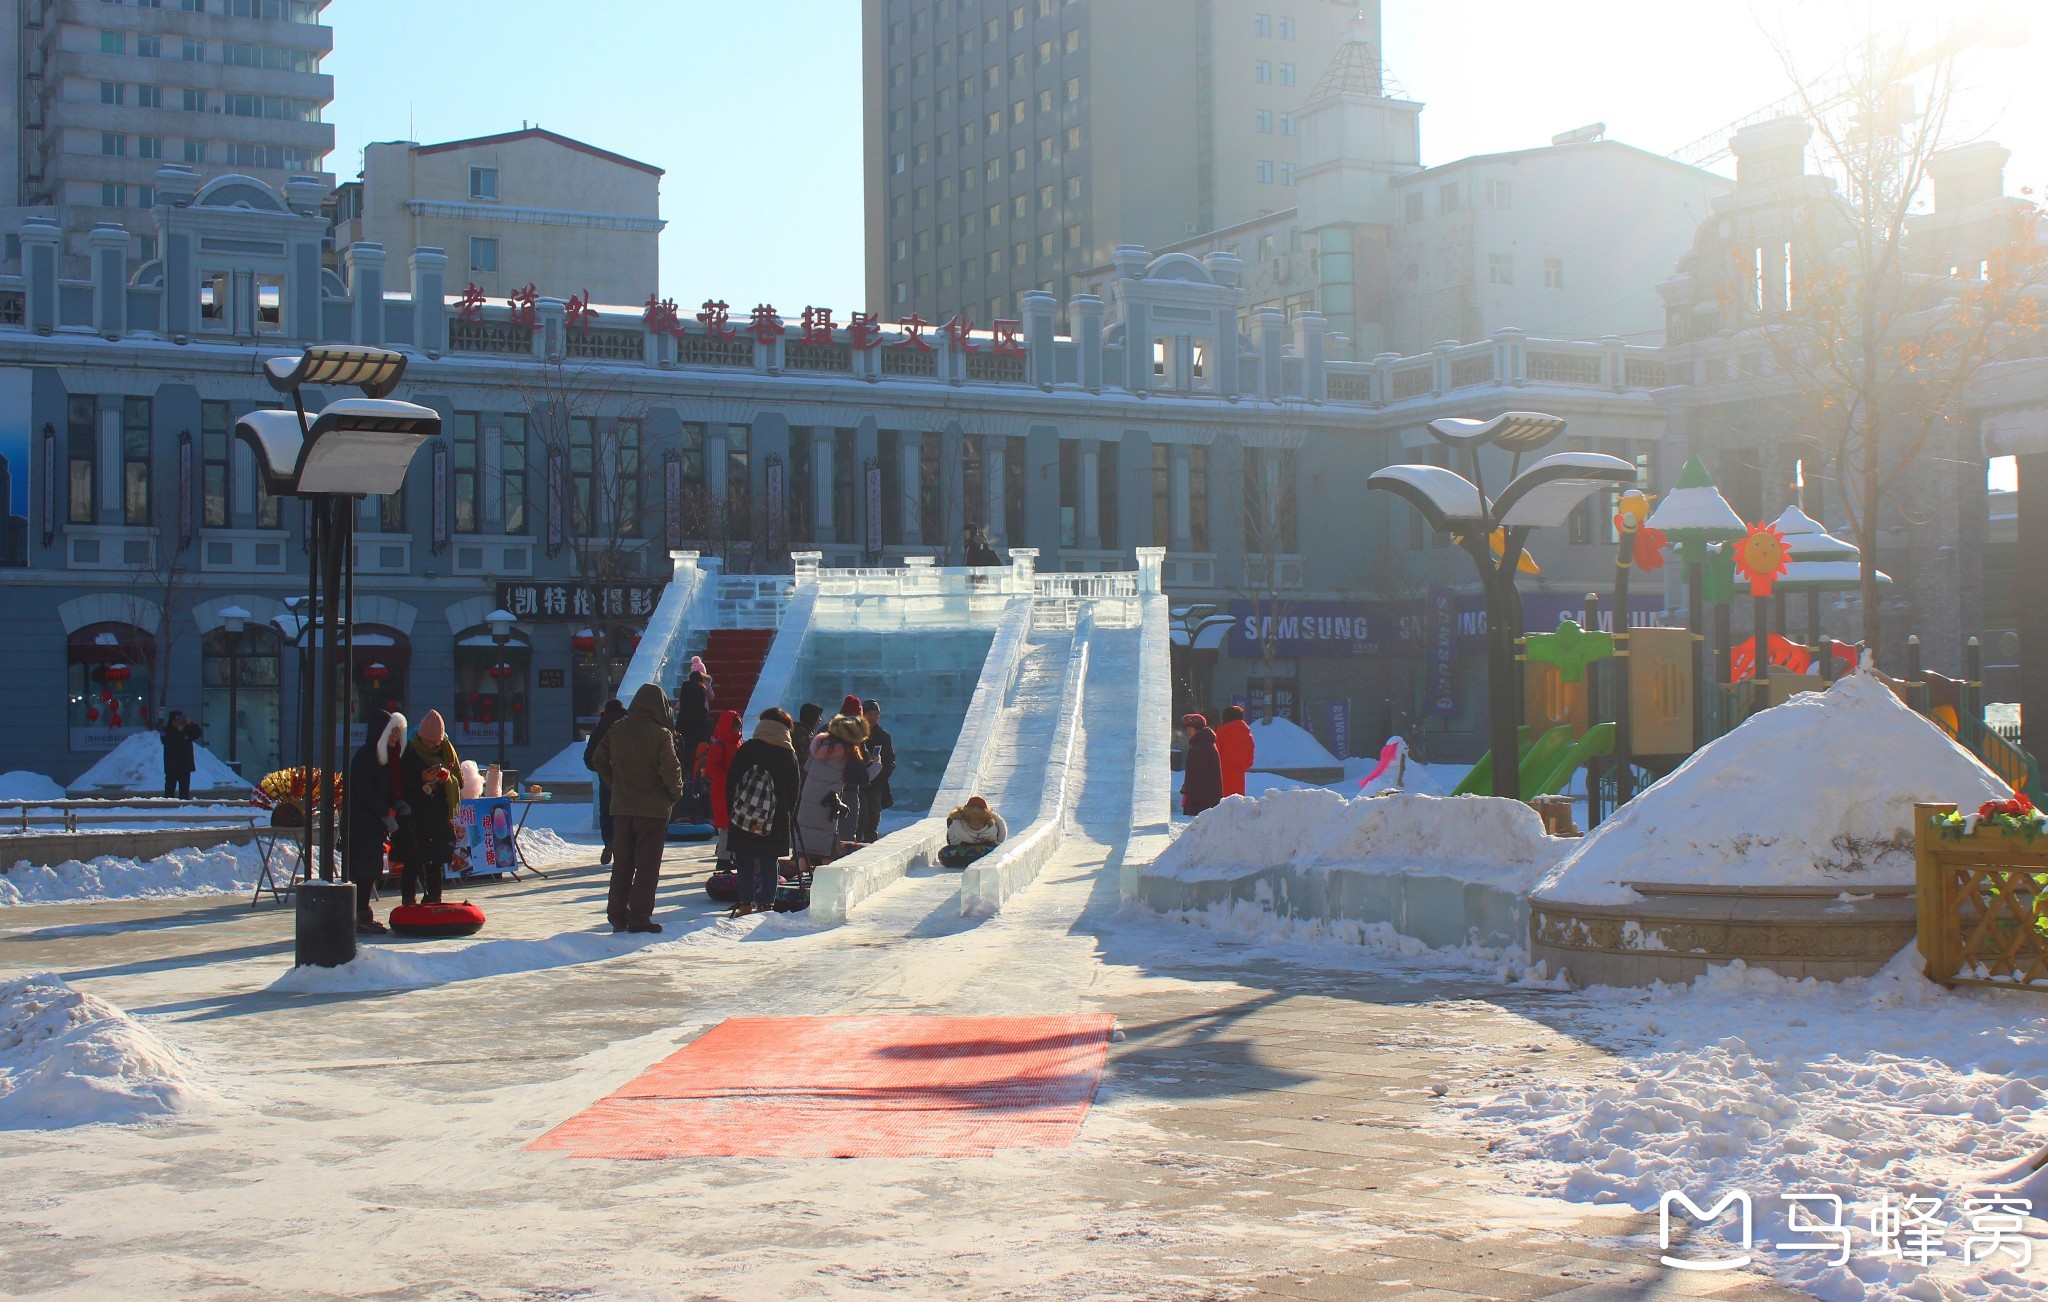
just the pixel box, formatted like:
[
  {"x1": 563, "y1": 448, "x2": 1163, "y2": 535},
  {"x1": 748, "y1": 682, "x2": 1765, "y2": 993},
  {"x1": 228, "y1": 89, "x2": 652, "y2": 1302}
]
[{"x1": 325, "y1": 1, "x2": 2045, "y2": 315}]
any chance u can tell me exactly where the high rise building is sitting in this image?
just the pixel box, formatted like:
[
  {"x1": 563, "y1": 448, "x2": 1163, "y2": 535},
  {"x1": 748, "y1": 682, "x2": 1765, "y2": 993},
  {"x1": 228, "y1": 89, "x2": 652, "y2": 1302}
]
[
  {"x1": 862, "y1": 0, "x2": 1368, "y2": 327},
  {"x1": 6, "y1": 0, "x2": 334, "y2": 272}
]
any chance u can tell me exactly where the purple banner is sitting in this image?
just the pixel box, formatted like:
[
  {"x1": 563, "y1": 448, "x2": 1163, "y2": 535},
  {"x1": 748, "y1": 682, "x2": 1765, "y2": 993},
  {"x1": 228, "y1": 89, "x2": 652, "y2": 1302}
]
[
  {"x1": 430, "y1": 439, "x2": 449, "y2": 555},
  {"x1": 1324, "y1": 698, "x2": 1350, "y2": 759},
  {"x1": 1425, "y1": 584, "x2": 1457, "y2": 718}
]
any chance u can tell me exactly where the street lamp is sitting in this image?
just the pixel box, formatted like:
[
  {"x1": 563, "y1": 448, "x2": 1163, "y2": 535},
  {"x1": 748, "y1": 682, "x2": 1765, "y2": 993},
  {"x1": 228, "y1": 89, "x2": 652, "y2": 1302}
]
[
  {"x1": 219, "y1": 604, "x2": 250, "y2": 772},
  {"x1": 239, "y1": 344, "x2": 439, "y2": 968},
  {"x1": 487, "y1": 608, "x2": 516, "y2": 775},
  {"x1": 1367, "y1": 412, "x2": 1636, "y2": 800}
]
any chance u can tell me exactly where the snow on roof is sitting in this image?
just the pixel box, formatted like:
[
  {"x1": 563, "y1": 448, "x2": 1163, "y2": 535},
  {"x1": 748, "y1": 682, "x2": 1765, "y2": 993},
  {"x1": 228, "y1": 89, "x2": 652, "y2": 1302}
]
[
  {"x1": 1533, "y1": 672, "x2": 2008, "y2": 906},
  {"x1": 1644, "y1": 484, "x2": 1747, "y2": 538},
  {"x1": 1247, "y1": 715, "x2": 1340, "y2": 772}
]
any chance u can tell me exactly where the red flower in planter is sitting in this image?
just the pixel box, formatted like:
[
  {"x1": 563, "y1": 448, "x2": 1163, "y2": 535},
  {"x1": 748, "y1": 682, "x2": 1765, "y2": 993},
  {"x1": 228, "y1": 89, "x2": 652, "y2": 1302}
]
[{"x1": 1977, "y1": 793, "x2": 2038, "y2": 821}]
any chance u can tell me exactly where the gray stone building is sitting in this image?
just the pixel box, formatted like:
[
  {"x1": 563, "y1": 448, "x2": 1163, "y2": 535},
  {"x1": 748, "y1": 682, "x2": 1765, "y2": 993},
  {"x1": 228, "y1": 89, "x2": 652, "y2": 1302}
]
[{"x1": 5, "y1": 0, "x2": 334, "y2": 274}]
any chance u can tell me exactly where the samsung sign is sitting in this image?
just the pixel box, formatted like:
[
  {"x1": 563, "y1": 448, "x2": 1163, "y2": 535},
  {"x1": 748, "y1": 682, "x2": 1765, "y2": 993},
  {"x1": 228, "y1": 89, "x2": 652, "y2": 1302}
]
[{"x1": 1228, "y1": 601, "x2": 1434, "y2": 658}]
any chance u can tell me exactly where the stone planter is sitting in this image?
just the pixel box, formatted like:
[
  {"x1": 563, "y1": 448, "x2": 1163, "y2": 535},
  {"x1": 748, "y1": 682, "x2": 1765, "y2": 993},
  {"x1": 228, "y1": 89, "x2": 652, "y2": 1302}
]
[{"x1": 1528, "y1": 883, "x2": 1916, "y2": 988}]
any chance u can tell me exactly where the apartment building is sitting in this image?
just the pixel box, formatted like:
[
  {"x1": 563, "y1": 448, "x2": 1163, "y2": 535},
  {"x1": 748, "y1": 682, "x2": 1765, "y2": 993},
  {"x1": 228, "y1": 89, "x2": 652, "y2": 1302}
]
[
  {"x1": 6, "y1": 0, "x2": 333, "y2": 271},
  {"x1": 862, "y1": 0, "x2": 1366, "y2": 327}
]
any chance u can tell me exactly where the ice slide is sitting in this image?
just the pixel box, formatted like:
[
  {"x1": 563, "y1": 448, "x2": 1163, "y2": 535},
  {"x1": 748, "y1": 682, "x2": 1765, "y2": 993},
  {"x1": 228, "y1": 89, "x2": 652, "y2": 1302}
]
[{"x1": 1451, "y1": 723, "x2": 1615, "y2": 801}]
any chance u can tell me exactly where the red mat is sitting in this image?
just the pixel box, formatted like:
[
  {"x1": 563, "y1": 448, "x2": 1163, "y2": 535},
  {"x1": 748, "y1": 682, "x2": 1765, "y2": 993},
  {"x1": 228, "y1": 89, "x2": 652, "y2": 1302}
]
[{"x1": 529, "y1": 1014, "x2": 1115, "y2": 1159}]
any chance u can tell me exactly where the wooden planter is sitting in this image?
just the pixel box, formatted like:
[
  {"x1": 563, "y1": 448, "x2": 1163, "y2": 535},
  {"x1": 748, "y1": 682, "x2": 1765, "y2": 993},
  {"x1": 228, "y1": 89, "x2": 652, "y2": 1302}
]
[{"x1": 1914, "y1": 802, "x2": 2048, "y2": 989}]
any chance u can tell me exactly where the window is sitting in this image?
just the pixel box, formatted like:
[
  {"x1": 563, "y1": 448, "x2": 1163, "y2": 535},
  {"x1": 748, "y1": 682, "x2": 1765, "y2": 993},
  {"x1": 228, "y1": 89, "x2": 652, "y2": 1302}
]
[
  {"x1": 1037, "y1": 87, "x2": 1052, "y2": 113},
  {"x1": 100, "y1": 183, "x2": 126, "y2": 208},
  {"x1": 1064, "y1": 29, "x2": 1079, "y2": 53},
  {"x1": 963, "y1": 211, "x2": 979, "y2": 234},
  {"x1": 1255, "y1": 110, "x2": 1272, "y2": 133},
  {"x1": 183, "y1": 139, "x2": 206, "y2": 163},
  {"x1": 1038, "y1": 137, "x2": 1054, "y2": 162},
  {"x1": 199, "y1": 271, "x2": 227, "y2": 325},
  {"x1": 962, "y1": 166, "x2": 976, "y2": 192},
  {"x1": 1438, "y1": 182, "x2": 1460, "y2": 213},
  {"x1": 1065, "y1": 175, "x2": 1081, "y2": 199},
  {"x1": 101, "y1": 133, "x2": 125, "y2": 157},
  {"x1": 67, "y1": 396, "x2": 96, "y2": 525},
  {"x1": 182, "y1": 88, "x2": 206, "y2": 112},
  {"x1": 889, "y1": 19, "x2": 903, "y2": 43},
  {"x1": 1066, "y1": 223, "x2": 1082, "y2": 249},
  {"x1": 1037, "y1": 39, "x2": 1052, "y2": 65},
  {"x1": 1280, "y1": 112, "x2": 1294, "y2": 136},
  {"x1": 138, "y1": 185, "x2": 153, "y2": 207},
  {"x1": 939, "y1": 266, "x2": 953, "y2": 289},
  {"x1": 985, "y1": 157, "x2": 1001, "y2": 183},
  {"x1": 101, "y1": 31, "x2": 125, "y2": 55},
  {"x1": 988, "y1": 249, "x2": 1004, "y2": 273},
  {"x1": 1254, "y1": 60, "x2": 1271, "y2": 83},
  {"x1": 987, "y1": 201, "x2": 1002, "y2": 226},
  {"x1": 890, "y1": 64, "x2": 905, "y2": 88},
  {"x1": 894, "y1": 238, "x2": 908, "y2": 262},
  {"x1": 985, "y1": 16, "x2": 999, "y2": 39},
  {"x1": 1280, "y1": 163, "x2": 1294, "y2": 186},
  {"x1": 986, "y1": 64, "x2": 1000, "y2": 89},
  {"x1": 939, "y1": 175, "x2": 954, "y2": 200},
  {"x1": 201, "y1": 401, "x2": 231, "y2": 527},
  {"x1": 1064, "y1": 75, "x2": 1080, "y2": 102},
  {"x1": 892, "y1": 194, "x2": 907, "y2": 216},
  {"x1": 1403, "y1": 192, "x2": 1424, "y2": 223},
  {"x1": 1543, "y1": 258, "x2": 1563, "y2": 289},
  {"x1": 1039, "y1": 232, "x2": 1055, "y2": 257},
  {"x1": 138, "y1": 135, "x2": 162, "y2": 159},
  {"x1": 890, "y1": 107, "x2": 906, "y2": 132},
  {"x1": 1278, "y1": 15, "x2": 1295, "y2": 38},
  {"x1": 469, "y1": 237, "x2": 498, "y2": 272},
  {"x1": 1012, "y1": 194, "x2": 1027, "y2": 219},
  {"x1": 1011, "y1": 4, "x2": 1025, "y2": 29},
  {"x1": 1256, "y1": 160, "x2": 1274, "y2": 184},
  {"x1": 1242, "y1": 447, "x2": 1298, "y2": 553},
  {"x1": 1012, "y1": 99, "x2": 1025, "y2": 124},
  {"x1": 914, "y1": 229, "x2": 929, "y2": 251},
  {"x1": 1256, "y1": 232, "x2": 1275, "y2": 260},
  {"x1": 1039, "y1": 183, "x2": 1054, "y2": 209},
  {"x1": 1013, "y1": 240, "x2": 1028, "y2": 266},
  {"x1": 137, "y1": 84, "x2": 161, "y2": 108},
  {"x1": 1011, "y1": 51, "x2": 1026, "y2": 76},
  {"x1": 911, "y1": 53, "x2": 927, "y2": 77},
  {"x1": 1254, "y1": 13, "x2": 1270, "y2": 36},
  {"x1": 985, "y1": 108, "x2": 1000, "y2": 134},
  {"x1": 100, "y1": 82, "x2": 125, "y2": 106},
  {"x1": 469, "y1": 166, "x2": 498, "y2": 199},
  {"x1": 1487, "y1": 253, "x2": 1513, "y2": 286},
  {"x1": 122, "y1": 398, "x2": 151, "y2": 526},
  {"x1": 893, "y1": 281, "x2": 908, "y2": 304},
  {"x1": 182, "y1": 38, "x2": 203, "y2": 60},
  {"x1": 1065, "y1": 125, "x2": 1081, "y2": 150},
  {"x1": 914, "y1": 141, "x2": 928, "y2": 164},
  {"x1": 137, "y1": 34, "x2": 160, "y2": 57},
  {"x1": 1279, "y1": 63, "x2": 1295, "y2": 86},
  {"x1": 1488, "y1": 178, "x2": 1512, "y2": 208},
  {"x1": 893, "y1": 151, "x2": 906, "y2": 173},
  {"x1": 451, "y1": 413, "x2": 481, "y2": 534},
  {"x1": 1012, "y1": 145, "x2": 1026, "y2": 170}
]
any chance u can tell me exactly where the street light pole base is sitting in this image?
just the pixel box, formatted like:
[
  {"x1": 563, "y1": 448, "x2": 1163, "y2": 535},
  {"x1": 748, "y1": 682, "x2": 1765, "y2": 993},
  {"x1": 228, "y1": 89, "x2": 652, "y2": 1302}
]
[{"x1": 295, "y1": 881, "x2": 358, "y2": 968}]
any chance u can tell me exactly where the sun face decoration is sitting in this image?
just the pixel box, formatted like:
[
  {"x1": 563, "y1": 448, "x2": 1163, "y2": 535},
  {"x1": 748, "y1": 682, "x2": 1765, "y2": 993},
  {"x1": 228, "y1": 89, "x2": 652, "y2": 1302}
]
[{"x1": 1732, "y1": 522, "x2": 1791, "y2": 596}]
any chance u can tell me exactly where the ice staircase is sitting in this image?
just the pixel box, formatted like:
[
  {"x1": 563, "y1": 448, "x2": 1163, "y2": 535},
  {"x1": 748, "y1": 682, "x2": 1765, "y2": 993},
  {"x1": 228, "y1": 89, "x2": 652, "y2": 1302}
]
[{"x1": 699, "y1": 628, "x2": 775, "y2": 721}]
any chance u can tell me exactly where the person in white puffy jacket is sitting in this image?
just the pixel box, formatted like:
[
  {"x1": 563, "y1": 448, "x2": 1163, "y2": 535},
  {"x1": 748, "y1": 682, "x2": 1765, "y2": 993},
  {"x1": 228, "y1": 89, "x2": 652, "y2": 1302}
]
[{"x1": 940, "y1": 795, "x2": 1008, "y2": 867}]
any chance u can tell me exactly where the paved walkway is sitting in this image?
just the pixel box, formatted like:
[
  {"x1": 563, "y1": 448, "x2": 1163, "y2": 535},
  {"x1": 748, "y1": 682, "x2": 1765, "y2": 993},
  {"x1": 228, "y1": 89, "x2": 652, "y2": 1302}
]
[{"x1": 0, "y1": 825, "x2": 1808, "y2": 1300}]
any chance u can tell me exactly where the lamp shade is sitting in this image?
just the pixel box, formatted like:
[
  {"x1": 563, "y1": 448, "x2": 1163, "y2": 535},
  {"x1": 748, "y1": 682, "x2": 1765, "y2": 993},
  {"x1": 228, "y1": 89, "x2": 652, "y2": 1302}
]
[
  {"x1": 1491, "y1": 451, "x2": 1639, "y2": 529},
  {"x1": 219, "y1": 604, "x2": 250, "y2": 634},
  {"x1": 1644, "y1": 455, "x2": 1747, "y2": 542},
  {"x1": 1364, "y1": 464, "x2": 1488, "y2": 533},
  {"x1": 238, "y1": 399, "x2": 440, "y2": 497},
  {"x1": 264, "y1": 344, "x2": 409, "y2": 399},
  {"x1": 485, "y1": 609, "x2": 516, "y2": 638},
  {"x1": 1427, "y1": 411, "x2": 1568, "y2": 455}
]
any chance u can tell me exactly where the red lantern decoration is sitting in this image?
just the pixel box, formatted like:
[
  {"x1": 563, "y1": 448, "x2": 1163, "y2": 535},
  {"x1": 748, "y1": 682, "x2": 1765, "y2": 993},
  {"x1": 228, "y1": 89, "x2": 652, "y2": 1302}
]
[
  {"x1": 571, "y1": 630, "x2": 596, "y2": 655},
  {"x1": 104, "y1": 663, "x2": 132, "y2": 685},
  {"x1": 110, "y1": 713, "x2": 123, "y2": 728},
  {"x1": 86, "y1": 707, "x2": 100, "y2": 722},
  {"x1": 363, "y1": 662, "x2": 389, "y2": 686}
]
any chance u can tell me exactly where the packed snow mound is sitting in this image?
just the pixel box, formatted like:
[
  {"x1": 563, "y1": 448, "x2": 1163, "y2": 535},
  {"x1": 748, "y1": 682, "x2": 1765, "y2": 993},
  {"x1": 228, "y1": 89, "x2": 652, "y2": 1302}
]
[
  {"x1": 0, "y1": 771, "x2": 65, "y2": 801},
  {"x1": 0, "y1": 972, "x2": 218, "y2": 1127},
  {"x1": 1245, "y1": 716, "x2": 1340, "y2": 772},
  {"x1": 1149, "y1": 787, "x2": 1566, "y2": 889},
  {"x1": 1354, "y1": 738, "x2": 1448, "y2": 798},
  {"x1": 525, "y1": 740, "x2": 595, "y2": 786},
  {"x1": 67, "y1": 731, "x2": 250, "y2": 796},
  {"x1": 1534, "y1": 672, "x2": 2009, "y2": 906},
  {"x1": 1, "y1": 841, "x2": 286, "y2": 907}
]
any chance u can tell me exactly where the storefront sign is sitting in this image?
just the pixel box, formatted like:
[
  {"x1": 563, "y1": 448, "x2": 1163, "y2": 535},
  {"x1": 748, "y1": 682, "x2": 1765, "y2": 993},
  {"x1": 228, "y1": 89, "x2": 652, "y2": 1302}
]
[
  {"x1": 1425, "y1": 585, "x2": 1457, "y2": 717},
  {"x1": 496, "y1": 582, "x2": 661, "y2": 622},
  {"x1": 537, "y1": 668, "x2": 565, "y2": 689},
  {"x1": 454, "y1": 797, "x2": 520, "y2": 878},
  {"x1": 1227, "y1": 600, "x2": 1421, "y2": 658}
]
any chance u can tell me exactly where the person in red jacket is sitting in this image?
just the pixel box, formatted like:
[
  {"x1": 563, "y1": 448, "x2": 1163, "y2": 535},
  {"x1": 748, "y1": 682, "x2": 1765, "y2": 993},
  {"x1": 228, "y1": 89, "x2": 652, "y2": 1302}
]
[
  {"x1": 1180, "y1": 713, "x2": 1224, "y2": 818},
  {"x1": 1214, "y1": 704, "x2": 1255, "y2": 799},
  {"x1": 704, "y1": 709, "x2": 743, "y2": 870}
]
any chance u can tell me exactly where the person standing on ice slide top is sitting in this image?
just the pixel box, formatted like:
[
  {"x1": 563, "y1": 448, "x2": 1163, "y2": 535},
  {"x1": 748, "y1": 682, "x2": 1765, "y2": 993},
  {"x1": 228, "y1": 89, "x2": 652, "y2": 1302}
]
[
  {"x1": 345, "y1": 708, "x2": 408, "y2": 935},
  {"x1": 1214, "y1": 703, "x2": 1255, "y2": 800},
  {"x1": 1181, "y1": 713, "x2": 1223, "y2": 818}
]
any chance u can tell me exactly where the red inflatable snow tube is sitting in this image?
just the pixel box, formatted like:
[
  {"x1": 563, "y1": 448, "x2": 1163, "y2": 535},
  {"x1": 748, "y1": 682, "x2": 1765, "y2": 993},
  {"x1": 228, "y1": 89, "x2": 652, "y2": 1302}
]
[{"x1": 387, "y1": 901, "x2": 486, "y2": 938}]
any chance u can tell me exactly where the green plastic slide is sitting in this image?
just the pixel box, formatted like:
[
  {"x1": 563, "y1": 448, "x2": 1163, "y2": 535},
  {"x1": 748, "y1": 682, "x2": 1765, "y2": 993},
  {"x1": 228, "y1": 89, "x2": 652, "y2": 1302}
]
[
  {"x1": 1451, "y1": 726, "x2": 1533, "y2": 797},
  {"x1": 1452, "y1": 722, "x2": 1617, "y2": 801},
  {"x1": 1527, "y1": 722, "x2": 1616, "y2": 799}
]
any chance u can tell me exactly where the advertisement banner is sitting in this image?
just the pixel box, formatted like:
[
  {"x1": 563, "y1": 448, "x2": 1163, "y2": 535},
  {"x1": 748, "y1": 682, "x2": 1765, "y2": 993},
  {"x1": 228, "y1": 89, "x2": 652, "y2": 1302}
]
[
  {"x1": 496, "y1": 582, "x2": 661, "y2": 622},
  {"x1": 1425, "y1": 584, "x2": 1458, "y2": 718},
  {"x1": 1323, "y1": 698, "x2": 1350, "y2": 760},
  {"x1": 663, "y1": 455, "x2": 684, "y2": 550},
  {"x1": 864, "y1": 460, "x2": 882, "y2": 554},
  {"x1": 454, "y1": 797, "x2": 520, "y2": 878},
  {"x1": 431, "y1": 439, "x2": 449, "y2": 554},
  {"x1": 1226, "y1": 600, "x2": 1420, "y2": 659},
  {"x1": 0, "y1": 367, "x2": 30, "y2": 566},
  {"x1": 765, "y1": 456, "x2": 785, "y2": 554},
  {"x1": 545, "y1": 447, "x2": 566, "y2": 556}
]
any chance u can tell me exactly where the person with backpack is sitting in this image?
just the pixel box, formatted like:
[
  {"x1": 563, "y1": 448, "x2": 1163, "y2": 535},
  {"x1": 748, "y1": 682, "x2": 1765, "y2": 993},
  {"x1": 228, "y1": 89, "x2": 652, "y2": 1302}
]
[
  {"x1": 703, "y1": 709, "x2": 743, "y2": 868},
  {"x1": 724, "y1": 707, "x2": 801, "y2": 916},
  {"x1": 583, "y1": 698, "x2": 625, "y2": 866}
]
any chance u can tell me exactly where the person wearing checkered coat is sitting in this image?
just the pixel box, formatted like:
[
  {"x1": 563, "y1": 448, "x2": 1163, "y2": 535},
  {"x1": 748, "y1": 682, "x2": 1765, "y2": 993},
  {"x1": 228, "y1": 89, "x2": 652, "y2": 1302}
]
[{"x1": 723, "y1": 709, "x2": 801, "y2": 914}]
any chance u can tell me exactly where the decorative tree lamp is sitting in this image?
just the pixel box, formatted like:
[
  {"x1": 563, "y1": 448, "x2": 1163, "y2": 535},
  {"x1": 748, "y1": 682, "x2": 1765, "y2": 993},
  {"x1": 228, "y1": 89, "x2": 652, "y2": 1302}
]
[
  {"x1": 237, "y1": 344, "x2": 439, "y2": 969},
  {"x1": 1770, "y1": 504, "x2": 1890, "y2": 676},
  {"x1": 1644, "y1": 456, "x2": 1747, "y2": 746},
  {"x1": 1368, "y1": 412, "x2": 1636, "y2": 799}
]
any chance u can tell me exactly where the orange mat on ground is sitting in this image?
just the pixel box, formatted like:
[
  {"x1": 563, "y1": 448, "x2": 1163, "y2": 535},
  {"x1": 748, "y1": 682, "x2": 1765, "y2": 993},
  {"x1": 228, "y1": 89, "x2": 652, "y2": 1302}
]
[{"x1": 528, "y1": 1013, "x2": 1115, "y2": 1159}]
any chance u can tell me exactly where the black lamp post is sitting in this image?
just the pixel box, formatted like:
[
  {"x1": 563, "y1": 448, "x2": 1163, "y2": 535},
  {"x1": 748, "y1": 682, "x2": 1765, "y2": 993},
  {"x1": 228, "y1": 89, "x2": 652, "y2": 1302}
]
[
  {"x1": 219, "y1": 604, "x2": 250, "y2": 773},
  {"x1": 1368, "y1": 412, "x2": 1637, "y2": 801},
  {"x1": 487, "y1": 607, "x2": 516, "y2": 774},
  {"x1": 238, "y1": 345, "x2": 439, "y2": 968}
]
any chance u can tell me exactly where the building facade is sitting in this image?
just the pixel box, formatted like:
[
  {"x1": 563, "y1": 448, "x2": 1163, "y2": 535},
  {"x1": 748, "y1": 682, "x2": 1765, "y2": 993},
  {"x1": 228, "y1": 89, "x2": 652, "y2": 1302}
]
[
  {"x1": 863, "y1": 0, "x2": 1368, "y2": 328},
  {"x1": 6, "y1": 0, "x2": 333, "y2": 273},
  {"x1": 331, "y1": 129, "x2": 663, "y2": 309},
  {"x1": 0, "y1": 170, "x2": 1687, "y2": 786}
]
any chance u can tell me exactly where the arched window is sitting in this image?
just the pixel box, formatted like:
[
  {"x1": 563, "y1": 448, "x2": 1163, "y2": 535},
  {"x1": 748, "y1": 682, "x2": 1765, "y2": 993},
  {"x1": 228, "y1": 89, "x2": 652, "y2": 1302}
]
[
  {"x1": 454, "y1": 625, "x2": 530, "y2": 748},
  {"x1": 339, "y1": 625, "x2": 411, "y2": 746},
  {"x1": 66, "y1": 622, "x2": 157, "y2": 751},
  {"x1": 202, "y1": 624, "x2": 281, "y2": 776}
]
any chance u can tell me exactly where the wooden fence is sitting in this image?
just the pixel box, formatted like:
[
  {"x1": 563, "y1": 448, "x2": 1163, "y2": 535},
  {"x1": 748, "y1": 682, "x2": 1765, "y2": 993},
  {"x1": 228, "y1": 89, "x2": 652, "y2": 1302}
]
[{"x1": 1915, "y1": 801, "x2": 2048, "y2": 990}]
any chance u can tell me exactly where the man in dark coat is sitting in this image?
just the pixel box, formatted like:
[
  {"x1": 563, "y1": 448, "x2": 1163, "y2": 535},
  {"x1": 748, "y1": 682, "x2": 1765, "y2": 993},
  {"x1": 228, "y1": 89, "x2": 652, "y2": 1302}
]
[
  {"x1": 344, "y1": 709, "x2": 408, "y2": 934},
  {"x1": 1180, "y1": 712, "x2": 1224, "y2": 818},
  {"x1": 723, "y1": 708, "x2": 802, "y2": 915},
  {"x1": 591, "y1": 682, "x2": 683, "y2": 934},
  {"x1": 963, "y1": 524, "x2": 1002, "y2": 567},
  {"x1": 857, "y1": 698, "x2": 895, "y2": 843},
  {"x1": 160, "y1": 711, "x2": 203, "y2": 798},
  {"x1": 673, "y1": 670, "x2": 712, "y2": 773},
  {"x1": 583, "y1": 698, "x2": 625, "y2": 865}
]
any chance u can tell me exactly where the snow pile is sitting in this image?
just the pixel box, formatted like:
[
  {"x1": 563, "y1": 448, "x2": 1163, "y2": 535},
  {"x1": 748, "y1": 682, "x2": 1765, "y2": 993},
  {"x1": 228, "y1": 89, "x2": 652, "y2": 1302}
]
[
  {"x1": 0, "y1": 972, "x2": 218, "y2": 1127},
  {"x1": 1535, "y1": 673, "x2": 2008, "y2": 906},
  {"x1": 525, "y1": 740, "x2": 595, "y2": 786},
  {"x1": 66, "y1": 732, "x2": 250, "y2": 796},
  {"x1": 1149, "y1": 788, "x2": 1565, "y2": 889},
  {"x1": 1353, "y1": 738, "x2": 1449, "y2": 798},
  {"x1": 1, "y1": 841, "x2": 286, "y2": 907},
  {"x1": 1446, "y1": 947, "x2": 2048, "y2": 1298},
  {"x1": 514, "y1": 826, "x2": 586, "y2": 867},
  {"x1": 1245, "y1": 716, "x2": 1340, "y2": 773},
  {"x1": 0, "y1": 771, "x2": 65, "y2": 801}
]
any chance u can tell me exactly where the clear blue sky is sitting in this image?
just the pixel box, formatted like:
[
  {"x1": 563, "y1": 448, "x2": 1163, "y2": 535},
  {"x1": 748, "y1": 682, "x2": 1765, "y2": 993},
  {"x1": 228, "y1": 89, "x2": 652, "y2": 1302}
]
[{"x1": 327, "y1": 2, "x2": 2043, "y2": 315}]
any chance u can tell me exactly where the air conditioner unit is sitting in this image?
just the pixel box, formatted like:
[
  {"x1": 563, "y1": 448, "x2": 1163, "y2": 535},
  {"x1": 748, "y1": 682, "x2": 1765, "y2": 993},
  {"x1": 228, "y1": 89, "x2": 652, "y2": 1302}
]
[{"x1": 1184, "y1": 221, "x2": 1198, "y2": 234}]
